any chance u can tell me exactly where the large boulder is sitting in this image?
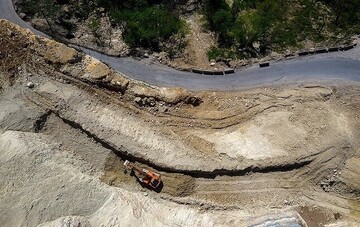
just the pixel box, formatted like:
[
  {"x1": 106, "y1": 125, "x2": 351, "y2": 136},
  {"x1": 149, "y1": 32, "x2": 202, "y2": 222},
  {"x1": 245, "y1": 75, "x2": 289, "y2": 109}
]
[
  {"x1": 82, "y1": 56, "x2": 111, "y2": 80},
  {"x1": 41, "y1": 39, "x2": 81, "y2": 64}
]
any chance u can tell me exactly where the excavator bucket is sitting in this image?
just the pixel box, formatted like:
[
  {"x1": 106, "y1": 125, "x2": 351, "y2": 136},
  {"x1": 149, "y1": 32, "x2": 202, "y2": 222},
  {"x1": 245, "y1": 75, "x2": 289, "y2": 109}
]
[{"x1": 124, "y1": 160, "x2": 131, "y2": 168}]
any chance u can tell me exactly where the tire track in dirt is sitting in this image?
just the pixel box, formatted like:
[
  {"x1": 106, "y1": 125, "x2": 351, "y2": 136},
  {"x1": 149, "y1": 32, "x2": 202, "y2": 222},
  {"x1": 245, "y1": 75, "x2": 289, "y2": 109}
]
[
  {"x1": 195, "y1": 178, "x2": 299, "y2": 192},
  {"x1": 21, "y1": 86, "x2": 318, "y2": 201},
  {"x1": 19, "y1": 74, "x2": 359, "y2": 210},
  {"x1": 22, "y1": 88, "x2": 315, "y2": 178}
]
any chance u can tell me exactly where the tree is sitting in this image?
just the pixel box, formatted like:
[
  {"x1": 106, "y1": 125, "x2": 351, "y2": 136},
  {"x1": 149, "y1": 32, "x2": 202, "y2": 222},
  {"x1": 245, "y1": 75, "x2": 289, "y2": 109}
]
[
  {"x1": 203, "y1": 0, "x2": 231, "y2": 30},
  {"x1": 212, "y1": 9, "x2": 234, "y2": 46},
  {"x1": 26, "y1": 0, "x2": 60, "y2": 30},
  {"x1": 319, "y1": 0, "x2": 360, "y2": 29}
]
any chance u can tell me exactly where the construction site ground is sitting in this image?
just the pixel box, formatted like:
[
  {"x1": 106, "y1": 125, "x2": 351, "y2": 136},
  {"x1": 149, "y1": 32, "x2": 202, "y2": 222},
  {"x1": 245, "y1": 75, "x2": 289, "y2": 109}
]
[{"x1": 0, "y1": 20, "x2": 360, "y2": 226}]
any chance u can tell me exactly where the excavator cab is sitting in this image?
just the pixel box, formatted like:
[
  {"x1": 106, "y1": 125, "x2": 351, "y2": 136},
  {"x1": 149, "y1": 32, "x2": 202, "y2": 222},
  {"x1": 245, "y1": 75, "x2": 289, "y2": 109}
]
[
  {"x1": 150, "y1": 176, "x2": 161, "y2": 188},
  {"x1": 124, "y1": 160, "x2": 162, "y2": 189}
]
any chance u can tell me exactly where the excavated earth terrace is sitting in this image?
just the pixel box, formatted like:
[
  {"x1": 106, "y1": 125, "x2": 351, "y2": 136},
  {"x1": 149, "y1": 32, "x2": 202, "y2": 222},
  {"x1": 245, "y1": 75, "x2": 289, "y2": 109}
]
[{"x1": 0, "y1": 20, "x2": 360, "y2": 226}]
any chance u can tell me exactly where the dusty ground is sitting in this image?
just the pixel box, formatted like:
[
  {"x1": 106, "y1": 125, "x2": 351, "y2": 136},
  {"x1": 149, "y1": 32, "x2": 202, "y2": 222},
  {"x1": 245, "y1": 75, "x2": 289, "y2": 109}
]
[
  {"x1": 169, "y1": 13, "x2": 218, "y2": 70},
  {"x1": 1, "y1": 20, "x2": 360, "y2": 226}
]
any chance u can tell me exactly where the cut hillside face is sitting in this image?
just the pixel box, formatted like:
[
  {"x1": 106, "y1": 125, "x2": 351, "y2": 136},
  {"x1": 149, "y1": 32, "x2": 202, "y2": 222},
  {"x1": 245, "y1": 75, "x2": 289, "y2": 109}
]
[
  {"x1": 0, "y1": 19, "x2": 201, "y2": 107},
  {"x1": 2, "y1": 20, "x2": 359, "y2": 173},
  {"x1": 0, "y1": 19, "x2": 360, "y2": 226}
]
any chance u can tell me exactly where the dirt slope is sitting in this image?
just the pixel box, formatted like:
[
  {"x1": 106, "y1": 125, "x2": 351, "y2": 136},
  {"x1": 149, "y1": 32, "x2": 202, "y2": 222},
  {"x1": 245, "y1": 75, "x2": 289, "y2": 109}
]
[{"x1": 0, "y1": 19, "x2": 360, "y2": 226}]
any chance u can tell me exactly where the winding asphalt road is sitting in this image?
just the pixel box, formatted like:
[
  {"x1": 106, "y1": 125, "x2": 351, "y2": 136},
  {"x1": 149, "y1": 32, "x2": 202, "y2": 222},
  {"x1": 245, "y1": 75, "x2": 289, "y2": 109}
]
[{"x1": 1, "y1": 0, "x2": 360, "y2": 90}]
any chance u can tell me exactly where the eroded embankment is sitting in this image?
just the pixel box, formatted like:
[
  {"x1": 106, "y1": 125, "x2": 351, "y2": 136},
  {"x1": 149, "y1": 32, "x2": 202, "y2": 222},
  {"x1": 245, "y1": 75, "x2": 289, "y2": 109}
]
[
  {"x1": 0, "y1": 19, "x2": 202, "y2": 107},
  {"x1": 26, "y1": 101, "x2": 315, "y2": 179},
  {"x1": 23, "y1": 85, "x2": 360, "y2": 203},
  {"x1": 2, "y1": 14, "x2": 360, "y2": 195},
  {"x1": 58, "y1": 113, "x2": 314, "y2": 178},
  {"x1": 1, "y1": 18, "x2": 360, "y2": 227}
]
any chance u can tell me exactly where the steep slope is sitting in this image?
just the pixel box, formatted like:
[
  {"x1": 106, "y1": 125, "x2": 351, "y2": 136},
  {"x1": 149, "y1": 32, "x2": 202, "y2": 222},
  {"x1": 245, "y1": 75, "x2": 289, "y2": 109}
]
[{"x1": 0, "y1": 19, "x2": 360, "y2": 226}]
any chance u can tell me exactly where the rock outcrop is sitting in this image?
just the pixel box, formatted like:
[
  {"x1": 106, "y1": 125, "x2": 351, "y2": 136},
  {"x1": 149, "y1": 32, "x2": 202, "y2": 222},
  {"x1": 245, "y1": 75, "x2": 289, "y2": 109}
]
[{"x1": 0, "y1": 19, "x2": 201, "y2": 106}]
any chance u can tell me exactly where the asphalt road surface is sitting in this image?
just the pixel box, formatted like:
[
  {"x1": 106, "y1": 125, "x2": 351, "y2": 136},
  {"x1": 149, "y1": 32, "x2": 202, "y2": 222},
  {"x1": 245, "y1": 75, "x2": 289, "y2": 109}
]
[{"x1": 1, "y1": 0, "x2": 359, "y2": 90}]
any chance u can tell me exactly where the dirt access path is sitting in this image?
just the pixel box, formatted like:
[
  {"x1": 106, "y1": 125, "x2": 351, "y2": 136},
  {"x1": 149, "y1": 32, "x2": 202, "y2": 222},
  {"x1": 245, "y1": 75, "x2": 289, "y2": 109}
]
[{"x1": 171, "y1": 13, "x2": 217, "y2": 70}]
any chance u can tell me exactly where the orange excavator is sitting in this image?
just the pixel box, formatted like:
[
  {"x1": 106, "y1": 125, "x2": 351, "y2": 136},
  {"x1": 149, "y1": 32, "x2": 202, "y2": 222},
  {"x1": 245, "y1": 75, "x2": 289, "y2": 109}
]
[{"x1": 124, "y1": 160, "x2": 162, "y2": 189}]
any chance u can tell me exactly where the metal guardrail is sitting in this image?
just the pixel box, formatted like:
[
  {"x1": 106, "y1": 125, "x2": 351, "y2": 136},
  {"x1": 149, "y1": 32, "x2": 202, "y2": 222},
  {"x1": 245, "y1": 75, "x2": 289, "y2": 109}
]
[
  {"x1": 298, "y1": 51, "x2": 309, "y2": 56},
  {"x1": 315, "y1": 48, "x2": 327, "y2": 54},
  {"x1": 259, "y1": 62, "x2": 270, "y2": 68},
  {"x1": 224, "y1": 69, "x2": 235, "y2": 74},
  {"x1": 297, "y1": 42, "x2": 357, "y2": 56},
  {"x1": 328, "y1": 47, "x2": 339, "y2": 52},
  {"x1": 191, "y1": 68, "x2": 235, "y2": 75},
  {"x1": 191, "y1": 69, "x2": 203, "y2": 74}
]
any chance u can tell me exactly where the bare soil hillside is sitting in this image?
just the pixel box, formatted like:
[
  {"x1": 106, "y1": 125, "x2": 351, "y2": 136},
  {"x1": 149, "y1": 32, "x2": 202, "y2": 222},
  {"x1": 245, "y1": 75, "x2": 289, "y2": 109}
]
[{"x1": 1, "y1": 20, "x2": 359, "y2": 226}]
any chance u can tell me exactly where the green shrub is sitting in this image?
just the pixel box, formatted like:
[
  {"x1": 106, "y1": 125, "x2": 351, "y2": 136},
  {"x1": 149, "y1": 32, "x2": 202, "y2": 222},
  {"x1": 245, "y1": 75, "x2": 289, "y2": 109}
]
[
  {"x1": 203, "y1": 0, "x2": 233, "y2": 46},
  {"x1": 88, "y1": 17, "x2": 101, "y2": 37},
  {"x1": 96, "y1": 0, "x2": 148, "y2": 10},
  {"x1": 111, "y1": 6, "x2": 183, "y2": 50},
  {"x1": 21, "y1": 0, "x2": 60, "y2": 26},
  {"x1": 319, "y1": 0, "x2": 360, "y2": 29},
  {"x1": 205, "y1": 0, "x2": 359, "y2": 59}
]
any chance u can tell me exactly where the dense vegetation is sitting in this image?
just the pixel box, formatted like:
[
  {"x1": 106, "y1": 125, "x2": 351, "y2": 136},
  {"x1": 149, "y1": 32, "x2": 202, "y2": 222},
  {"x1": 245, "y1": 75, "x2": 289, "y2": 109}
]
[
  {"x1": 109, "y1": 6, "x2": 183, "y2": 50},
  {"x1": 20, "y1": 0, "x2": 359, "y2": 60},
  {"x1": 21, "y1": 0, "x2": 184, "y2": 51},
  {"x1": 205, "y1": 0, "x2": 360, "y2": 59},
  {"x1": 96, "y1": 0, "x2": 185, "y2": 50}
]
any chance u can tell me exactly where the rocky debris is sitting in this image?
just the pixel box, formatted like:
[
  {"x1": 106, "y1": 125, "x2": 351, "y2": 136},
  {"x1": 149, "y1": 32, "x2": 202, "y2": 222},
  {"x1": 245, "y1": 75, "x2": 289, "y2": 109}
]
[
  {"x1": 157, "y1": 104, "x2": 169, "y2": 113},
  {"x1": 134, "y1": 96, "x2": 156, "y2": 107},
  {"x1": 338, "y1": 155, "x2": 360, "y2": 193},
  {"x1": 69, "y1": 15, "x2": 129, "y2": 57},
  {"x1": 39, "y1": 39, "x2": 82, "y2": 65},
  {"x1": 109, "y1": 73, "x2": 130, "y2": 91},
  {"x1": 31, "y1": 18, "x2": 50, "y2": 31},
  {"x1": 134, "y1": 97, "x2": 142, "y2": 104},
  {"x1": 128, "y1": 84, "x2": 202, "y2": 106},
  {"x1": 184, "y1": 96, "x2": 202, "y2": 106},
  {"x1": 320, "y1": 174, "x2": 338, "y2": 192},
  {"x1": 144, "y1": 97, "x2": 156, "y2": 107},
  {"x1": 82, "y1": 56, "x2": 111, "y2": 80},
  {"x1": 26, "y1": 81, "x2": 34, "y2": 88},
  {"x1": 0, "y1": 19, "x2": 200, "y2": 107}
]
